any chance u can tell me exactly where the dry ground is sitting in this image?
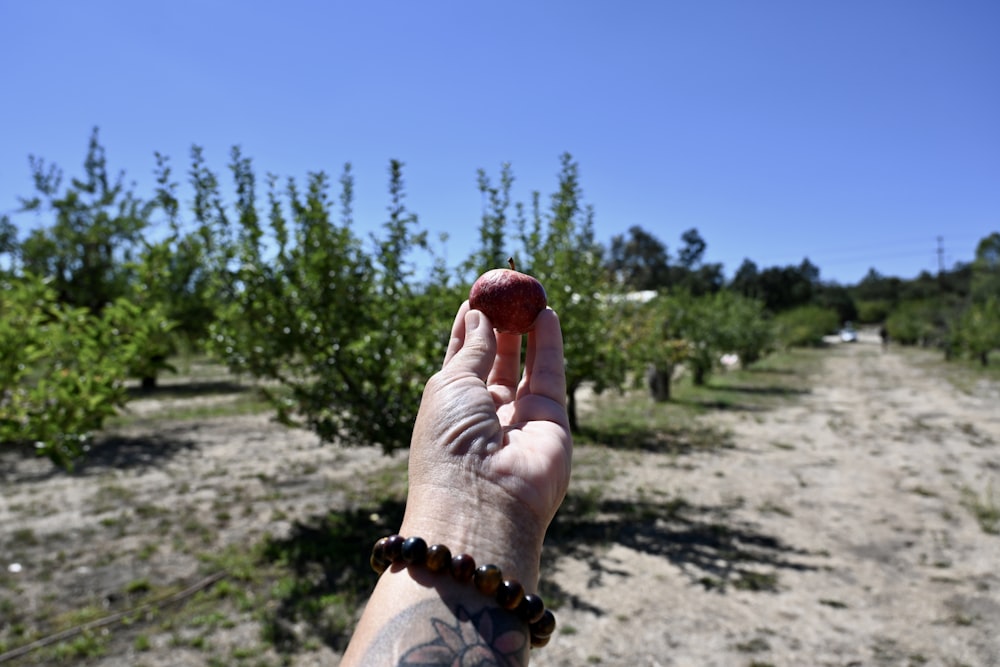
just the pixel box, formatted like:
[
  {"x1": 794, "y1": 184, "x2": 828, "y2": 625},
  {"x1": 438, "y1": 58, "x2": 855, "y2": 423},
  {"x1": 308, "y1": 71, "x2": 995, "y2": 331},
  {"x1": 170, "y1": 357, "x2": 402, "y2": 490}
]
[
  {"x1": 1, "y1": 333, "x2": 998, "y2": 666},
  {"x1": 537, "y1": 333, "x2": 1000, "y2": 667}
]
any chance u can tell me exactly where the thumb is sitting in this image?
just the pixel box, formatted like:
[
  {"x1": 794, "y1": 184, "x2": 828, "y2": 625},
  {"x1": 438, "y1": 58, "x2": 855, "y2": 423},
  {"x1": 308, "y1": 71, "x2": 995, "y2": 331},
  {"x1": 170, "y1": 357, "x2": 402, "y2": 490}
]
[{"x1": 444, "y1": 309, "x2": 497, "y2": 382}]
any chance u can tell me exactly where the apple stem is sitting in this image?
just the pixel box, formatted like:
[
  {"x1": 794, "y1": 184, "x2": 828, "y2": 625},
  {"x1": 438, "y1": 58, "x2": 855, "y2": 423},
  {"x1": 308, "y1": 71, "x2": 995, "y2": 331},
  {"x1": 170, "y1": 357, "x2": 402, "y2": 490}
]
[{"x1": 507, "y1": 256, "x2": 516, "y2": 271}]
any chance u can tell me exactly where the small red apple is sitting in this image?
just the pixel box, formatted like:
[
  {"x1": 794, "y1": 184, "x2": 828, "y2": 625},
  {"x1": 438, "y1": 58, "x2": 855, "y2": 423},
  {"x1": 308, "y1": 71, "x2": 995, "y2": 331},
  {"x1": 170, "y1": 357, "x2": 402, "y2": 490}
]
[{"x1": 469, "y1": 258, "x2": 548, "y2": 334}]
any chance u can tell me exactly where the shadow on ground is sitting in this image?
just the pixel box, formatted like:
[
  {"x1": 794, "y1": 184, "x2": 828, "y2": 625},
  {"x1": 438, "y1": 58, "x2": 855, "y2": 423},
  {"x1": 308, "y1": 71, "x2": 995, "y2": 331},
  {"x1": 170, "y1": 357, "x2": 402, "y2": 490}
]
[
  {"x1": 255, "y1": 489, "x2": 819, "y2": 654},
  {"x1": 259, "y1": 500, "x2": 407, "y2": 654},
  {"x1": 126, "y1": 379, "x2": 252, "y2": 400},
  {"x1": 0, "y1": 429, "x2": 200, "y2": 483},
  {"x1": 79, "y1": 430, "x2": 200, "y2": 471},
  {"x1": 577, "y1": 421, "x2": 733, "y2": 454},
  {"x1": 541, "y1": 491, "x2": 820, "y2": 616}
]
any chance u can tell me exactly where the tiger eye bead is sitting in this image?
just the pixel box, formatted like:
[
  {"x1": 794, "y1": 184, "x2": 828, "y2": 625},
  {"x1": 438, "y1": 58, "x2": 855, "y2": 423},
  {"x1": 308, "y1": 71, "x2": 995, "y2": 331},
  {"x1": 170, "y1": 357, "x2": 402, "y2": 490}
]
[
  {"x1": 425, "y1": 544, "x2": 452, "y2": 573},
  {"x1": 530, "y1": 632, "x2": 552, "y2": 648},
  {"x1": 370, "y1": 536, "x2": 555, "y2": 651},
  {"x1": 401, "y1": 536, "x2": 428, "y2": 565},
  {"x1": 474, "y1": 564, "x2": 503, "y2": 596},
  {"x1": 383, "y1": 534, "x2": 405, "y2": 564},
  {"x1": 530, "y1": 609, "x2": 556, "y2": 639},
  {"x1": 450, "y1": 553, "x2": 476, "y2": 583},
  {"x1": 495, "y1": 579, "x2": 525, "y2": 610},
  {"x1": 517, "y1": 593, "x2": 546, "y2": 624},
  {"x1": 370, "y1": 537, "x2": 393, "y2": 574}
]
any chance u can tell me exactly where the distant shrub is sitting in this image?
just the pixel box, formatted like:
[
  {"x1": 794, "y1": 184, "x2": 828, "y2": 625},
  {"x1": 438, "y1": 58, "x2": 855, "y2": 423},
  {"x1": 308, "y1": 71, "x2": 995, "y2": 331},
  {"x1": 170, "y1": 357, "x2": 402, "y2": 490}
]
[
  {"x1": 855, "y1": 299, "x2": 892, "y2": 324},
  {"x1": 885, "y1": 299, "x2": 946, "y2": 346},
  {"x1": 954, "y1": 296, "x2": 1000, "y2": 366},
  {"x1": 773, "y1": 305, "x2": 839, "y2": 348}
]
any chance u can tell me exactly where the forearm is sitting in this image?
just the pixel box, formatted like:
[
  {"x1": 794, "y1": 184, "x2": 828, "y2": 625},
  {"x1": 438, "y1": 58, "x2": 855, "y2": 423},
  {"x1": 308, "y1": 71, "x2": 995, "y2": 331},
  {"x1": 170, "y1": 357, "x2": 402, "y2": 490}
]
[{"x1": 340, "y1": 563, "x2": 535, "y2": 666}]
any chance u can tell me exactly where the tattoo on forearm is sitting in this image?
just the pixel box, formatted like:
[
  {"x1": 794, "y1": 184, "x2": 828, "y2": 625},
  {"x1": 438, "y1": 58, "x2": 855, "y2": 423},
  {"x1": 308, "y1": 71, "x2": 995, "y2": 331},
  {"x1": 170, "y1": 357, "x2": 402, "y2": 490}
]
[{"x1": 364, "y1": 601, "x2": 530, "y2": 666}]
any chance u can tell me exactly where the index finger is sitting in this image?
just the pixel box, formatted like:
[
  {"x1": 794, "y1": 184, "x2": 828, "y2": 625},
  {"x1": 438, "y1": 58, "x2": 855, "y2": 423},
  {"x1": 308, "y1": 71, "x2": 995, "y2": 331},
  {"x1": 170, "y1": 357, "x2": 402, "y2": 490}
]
[{"x1": 519, "y1": 308, "x2": 566, "y2": 407}]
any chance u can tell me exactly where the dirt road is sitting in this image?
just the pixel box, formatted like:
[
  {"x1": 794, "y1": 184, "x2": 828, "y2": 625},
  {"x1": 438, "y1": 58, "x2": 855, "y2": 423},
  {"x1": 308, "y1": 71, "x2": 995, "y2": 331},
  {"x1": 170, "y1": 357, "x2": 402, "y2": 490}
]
[{"x1": 537, "y1": 334, "x2": 1000, "y2": 667}]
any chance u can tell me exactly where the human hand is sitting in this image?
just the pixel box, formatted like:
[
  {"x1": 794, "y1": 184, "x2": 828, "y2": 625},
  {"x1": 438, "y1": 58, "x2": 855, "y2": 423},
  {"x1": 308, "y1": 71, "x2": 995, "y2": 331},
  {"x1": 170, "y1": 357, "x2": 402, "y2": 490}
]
[{"x1": 400, "y1": 300, "x2": 572, "y2": 586}]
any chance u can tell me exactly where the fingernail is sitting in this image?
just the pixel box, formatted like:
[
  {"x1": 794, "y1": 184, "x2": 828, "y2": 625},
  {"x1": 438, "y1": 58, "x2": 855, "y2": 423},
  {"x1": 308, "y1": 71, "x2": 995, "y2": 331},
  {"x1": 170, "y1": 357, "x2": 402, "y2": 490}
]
[{"x1": 465, "y1": 309, "x2": 482, "y2": 332}]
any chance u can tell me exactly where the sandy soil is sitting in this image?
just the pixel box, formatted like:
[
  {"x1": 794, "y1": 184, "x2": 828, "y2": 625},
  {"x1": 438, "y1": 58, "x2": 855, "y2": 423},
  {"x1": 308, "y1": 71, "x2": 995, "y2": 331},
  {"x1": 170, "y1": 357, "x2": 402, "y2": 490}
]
[
  {"x1": 537, "y1": 333, "x2": 1000, "y2": 667},
  {"x1": 1, "y1": 333, "x2": 998, "y2": 666}
]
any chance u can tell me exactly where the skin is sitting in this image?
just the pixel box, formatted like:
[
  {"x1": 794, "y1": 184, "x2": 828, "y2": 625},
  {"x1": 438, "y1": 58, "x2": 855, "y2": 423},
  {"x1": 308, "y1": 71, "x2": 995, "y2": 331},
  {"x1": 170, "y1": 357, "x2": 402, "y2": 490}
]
[{"x1": 340, "y1": 301, "x2": 572, "y2": 666}]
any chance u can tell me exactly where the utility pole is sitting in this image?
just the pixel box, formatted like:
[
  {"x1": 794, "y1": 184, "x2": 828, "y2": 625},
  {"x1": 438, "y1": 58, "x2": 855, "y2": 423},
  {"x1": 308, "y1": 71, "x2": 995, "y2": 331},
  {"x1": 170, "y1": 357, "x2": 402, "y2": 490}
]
[{"x1": 936, "y1": 236, "x2": 945, "y2": 275}]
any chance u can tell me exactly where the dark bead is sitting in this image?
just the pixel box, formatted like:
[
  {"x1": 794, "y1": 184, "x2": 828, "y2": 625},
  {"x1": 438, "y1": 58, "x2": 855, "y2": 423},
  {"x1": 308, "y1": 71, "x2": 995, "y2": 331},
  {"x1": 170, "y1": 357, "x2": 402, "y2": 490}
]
[
  {"x1": 529, "y1": 609, "x2": 556, "y2": 639},
  {"x1": 383, "y1": 535, "x2": 405, "y2": 564},
  {"x1": 370, "y1": 537, "x2": 392, "y2": 574},
  {"x1": 401, "y1": 536, "x2": 428, "y2": 565},
  {"x1": 425, "y1": 544, "x2": 452, "y2": 573},
  {"x1": 496, "y1": 579, "x2": 525, "y2": 610},
  {"x1": 450, "y1": 553, "x2": 477, "y2": 583},
  {"x1": 530, "y1": 632, "x2": 552, "y2": 648},
  {"x1": 517, "y1": 593, "x2": 546, "y2": 624},
  {"x1": 474, "y1": 564, "x2": 503, "y2": 596}
]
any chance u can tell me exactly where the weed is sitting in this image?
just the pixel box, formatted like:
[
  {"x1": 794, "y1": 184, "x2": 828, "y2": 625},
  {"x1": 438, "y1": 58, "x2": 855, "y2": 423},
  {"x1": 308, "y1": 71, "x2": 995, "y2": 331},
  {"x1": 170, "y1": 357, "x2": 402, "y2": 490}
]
[
  {"x1": 960, "y1": 484, "x2": 1000, "y2": 534},
  {"x1": 126, "y1": 578, "x2": 152, "y2": 595},
  {"x1": 733, "y1": 636, "x2": 770, "y2": 652},
  {"x1": 134, "y1": 633, "x2": 152, "y2": 651},
  {"x1": 758, "y1": 501, "x2": 793, "y2": 517},
  {"x1": 819, "y1": 598, "x2": 848, "y2": 609},
  {"x1": 9, "y1": 527, "x2": 38, "y2": 547},
  {"x1": 733, "y1": 571, "x2": 779, "y2": 592},
  {"x1": 44, "y1": 629, "x2": 108, "y2": 661}
]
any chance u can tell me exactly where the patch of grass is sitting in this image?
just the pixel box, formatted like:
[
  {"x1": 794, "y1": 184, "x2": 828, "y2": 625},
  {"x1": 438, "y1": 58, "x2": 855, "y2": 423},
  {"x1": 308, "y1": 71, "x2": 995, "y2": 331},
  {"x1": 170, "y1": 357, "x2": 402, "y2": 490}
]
[
  {"x1": 578, "y1": 392, "x2": 733, "y2": 454},
  {"x1": 901, "y1": 346, "x2": 1000, "y2": 396},
  {"x1": 108, "y1": 386, "x2": 274, "y2": 428},
  {"x1": 134, "y1": 633, "x2": 152, "y2": 651},
  {"x1": 758, "y1": 501, "x2": 793, "y2": 517},
  {"x1": 960, "y1": 484, "x2": 1000, "y2": 534},
  {"x1": 43, "y1": 629, "x2": 108, "y2": 661},
  {"x1": 733, "y1": 571, "x2": 779, "y2": 592},
  {"x1": 92, "y1": 483, "x2": 137, "y2": 512},
  {"x1": 733, "y1": 636, "x2": 770, "y2": 652},
  {"x1": 126, "y1": 578, "x2": 153, "y2": 595},
  {"x1": 9, "y1": 527, "x2": 39, "y2": 547}
]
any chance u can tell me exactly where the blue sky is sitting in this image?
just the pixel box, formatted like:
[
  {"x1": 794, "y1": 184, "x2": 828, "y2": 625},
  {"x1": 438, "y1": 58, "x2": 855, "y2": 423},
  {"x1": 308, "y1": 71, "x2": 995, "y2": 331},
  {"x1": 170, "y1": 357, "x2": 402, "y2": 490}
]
[{"x1": 2, "y1": 0, "x2": 997, "y2": 285}]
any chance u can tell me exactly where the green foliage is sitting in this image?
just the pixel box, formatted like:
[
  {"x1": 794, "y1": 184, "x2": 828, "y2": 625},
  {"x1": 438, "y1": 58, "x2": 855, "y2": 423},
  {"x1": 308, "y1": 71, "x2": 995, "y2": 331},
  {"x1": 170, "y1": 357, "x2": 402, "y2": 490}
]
[
  {"x1": 17, "y1": 127, "x2": 151, "y2": 313},
  {"x1": 671, "y1": 291, "x2": 772, "y2": 385},
  {"x1": 0, "y1": 275, "x2": 165, "y2": 468},
  {"x1": 625, "y1": 291, "x2": 773, "y2": 397},
  {"x1": 970, "y1": 232, "x2": 1000, "y2": 306},
  {"x1": 209, "y1": 160, "x2": 455, "y2": 452},
  {"x1": 463, "y1": 162, "x2": 515, "y2": 278},
  {"x1": 885, "y1": 299, "x2": 950, "y2": 347},
  {"x1": 954, "y1": 296, "x2": 1000, "y2": 366},
  {"x1": 518, "y1": 153, "x2": 628, "y2": 430},
  {"x1": 607, "y1": 225, "x2": 670, "y2": 290},
  {"x1": 855, "y1": 299, "x2": 892, "y2": 324},
  {"x1": 772, "y1": 305, "x2": 839, "y2": 348},
  {"x1": 737, "y1": 259, "x2": 821, "y2": 313}
]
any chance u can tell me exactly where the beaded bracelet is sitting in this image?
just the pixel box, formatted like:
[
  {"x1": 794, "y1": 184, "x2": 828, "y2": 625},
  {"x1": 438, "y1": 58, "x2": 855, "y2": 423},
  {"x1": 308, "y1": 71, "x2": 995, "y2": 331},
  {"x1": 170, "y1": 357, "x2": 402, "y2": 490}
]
[{"x1": 370, "y1": 535, "x2": 556, "y2": 648}]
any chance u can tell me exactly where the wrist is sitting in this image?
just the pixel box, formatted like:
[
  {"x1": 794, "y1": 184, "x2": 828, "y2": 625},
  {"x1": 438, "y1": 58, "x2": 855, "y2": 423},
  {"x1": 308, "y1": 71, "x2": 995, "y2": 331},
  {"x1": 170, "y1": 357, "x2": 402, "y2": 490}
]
[{"x1": 399, "y1": 485, "x2": 546, "y2": 588}]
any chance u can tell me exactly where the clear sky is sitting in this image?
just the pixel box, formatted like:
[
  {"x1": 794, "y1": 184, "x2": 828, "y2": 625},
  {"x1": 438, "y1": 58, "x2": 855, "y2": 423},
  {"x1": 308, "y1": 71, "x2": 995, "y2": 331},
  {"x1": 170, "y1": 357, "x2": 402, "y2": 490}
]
[{"x1": 2, "y1": 0, "x2": 997, "y2": 285}]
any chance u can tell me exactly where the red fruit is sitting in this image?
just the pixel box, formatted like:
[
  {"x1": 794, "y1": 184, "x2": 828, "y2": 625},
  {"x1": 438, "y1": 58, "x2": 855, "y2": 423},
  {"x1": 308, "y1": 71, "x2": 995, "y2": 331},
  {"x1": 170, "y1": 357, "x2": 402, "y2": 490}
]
[{"x1": 469, "y1": 259, "x2": 548, "y2": 334}]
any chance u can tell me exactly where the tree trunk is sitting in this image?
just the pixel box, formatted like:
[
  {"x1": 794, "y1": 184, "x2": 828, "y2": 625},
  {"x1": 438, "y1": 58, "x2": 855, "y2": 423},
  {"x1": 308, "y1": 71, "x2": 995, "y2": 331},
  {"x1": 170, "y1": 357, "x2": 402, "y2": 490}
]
[
  {"x1": 646, "y1": 364, "x2": 672, "y2": 402},
  {"x1": 567, "y1": 387, "x2": 579, "y2": 433}
]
